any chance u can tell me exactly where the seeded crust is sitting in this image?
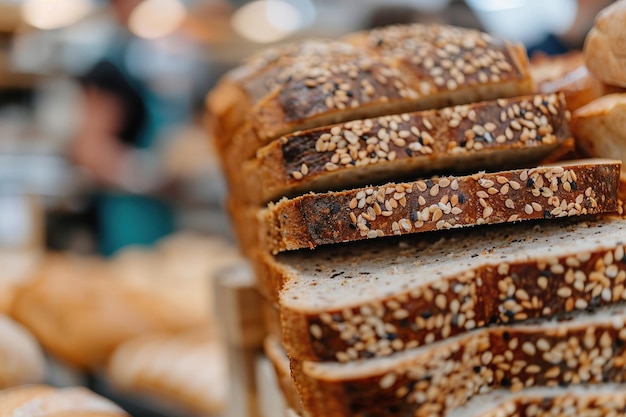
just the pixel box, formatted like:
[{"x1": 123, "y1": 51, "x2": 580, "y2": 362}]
[
  {"x1": 207, "y1": 40, "x2": 359, "y2": 152},
  {"x1": 264, "y1": 217, "x2": 626, "y2": 362},
  {"x1": 261, "y1": 159, "x2": 621, "y2": 254},
  {"x1": 239, "y1": 93, "x2": 573, "y2": 204},
  {"x1": 215, "y1": 24, "x2": 534, "y2": 178},
  {"x1": 265, "y1": 336, "x2": 626, "y2": 417},
  {"x1": 450, "y1": 385, "x2": 626, "y2": 417},
  {"x1": 291, "y1": 305, "x2": 626, "y2": 417}
]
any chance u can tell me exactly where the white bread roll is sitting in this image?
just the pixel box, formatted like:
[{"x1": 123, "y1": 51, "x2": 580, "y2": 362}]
[
  {"x1": 0, "y1": 315, "x2": 45, "y2": 389},
  {"x1": 106, "y1": 329, "x2": 227, "y2": 416},
  {"x1": 584, "y1": 0, "x2": 626, "y2": 88},
  {"x1": 0, "y1": 385, "x2": 127, "y2": 417}
]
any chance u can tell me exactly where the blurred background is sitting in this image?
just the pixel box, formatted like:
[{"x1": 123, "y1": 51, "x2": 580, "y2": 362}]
[{"x1": 0, "y1": 0, "x2": 615, "y2": 416}]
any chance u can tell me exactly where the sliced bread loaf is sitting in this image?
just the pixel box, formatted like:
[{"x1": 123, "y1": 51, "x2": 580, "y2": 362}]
[
  {"x1": 215, "y1": 24, "x2": 534, "y2": 174},
  {"x1": 292, "y1": 304, "x2": 626, "y2": 417},
  {"x1": 262, "y1": 217, "x2": 626, "y2": 361},
  {"x1": 449, "y1": 384, "x2": 626, "y2": 417},
  {"x1": 241, "y1": 93, "x2": 573, "y2": 204},
  {"x1": 262, "y1": 159, "x2": 621, "y2": 253},
  {"x1": 264, "y1": 336, "x2": 622, "y2": 417}
]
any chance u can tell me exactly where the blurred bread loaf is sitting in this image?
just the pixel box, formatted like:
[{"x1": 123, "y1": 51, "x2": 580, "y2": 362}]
[
  {"x1": 0, "y1": 315, "x2": 45, "y2": 389},
  {"x1": 107, "y1": 329, "x2": 227, "y2": 416},
  {"x1": 531, "y1": 52, "x2": 624, "y2": 112},
  {"x1": 572, "y1": 93, "x2": 626, "y2": 181},
  {"x1": 0, "y1": 385, "x2": 128, "y2": 417},
  {"x1": 584, "y1": 0, "x2": 626, "y2": 88},
  {"x1": 10, "y1": 255, "x2": 197, "y2": 369}
]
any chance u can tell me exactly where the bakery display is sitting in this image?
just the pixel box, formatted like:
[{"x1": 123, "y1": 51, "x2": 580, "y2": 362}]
[{"x1": 206, "y1": 4, "x2": 626, "y2": 414}]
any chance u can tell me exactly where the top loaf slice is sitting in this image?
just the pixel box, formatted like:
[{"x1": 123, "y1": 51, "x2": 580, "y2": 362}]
[{"x1": 208, "y1": 24, "x2": 535, "y2": 175}]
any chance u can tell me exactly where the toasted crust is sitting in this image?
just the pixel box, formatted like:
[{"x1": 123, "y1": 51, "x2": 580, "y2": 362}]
[
  {"x1": 208, "y1": 40, "x2": 358, "y2": 152},
  {"x1": 292, "y1": 305, "x2": 626, "y2": 417},
  {"x1": 264, "y1": 336, "x2": 307, "y2": 416},
  {"x1": 265, "y1": 217, "x2": 626, "y2": 361},
  {"x1": 261, "y1": 160, "x2": 621, "y2": 253},
  {"x1": 213, "y1": 24, "x2": 534, "y2": 178},
  {"x1": 239, "y1": 93, "x2": 573, "y2": 204},
  {"x1": 583, "y1": 0, "x2": 626, "y2": 88}
]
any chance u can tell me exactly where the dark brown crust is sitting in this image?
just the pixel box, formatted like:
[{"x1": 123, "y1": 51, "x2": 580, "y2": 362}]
[
  {"x1": 281, "y1": 242, "x2": 626, "y2": 361},
  {"x1": 264, "y1": 336, "x2": 306, "y2": 415},
  {"x1": 240, "y1": 93, "x2": 572, "y2": 204},
  {"x1": 262, "y1": 161, "x2": 621, "y2": 253},
  {"x1": 213, "y1": 24, "x2": 534, "y2": 179},
  {"x1": 292, "y1": 309, "x2": 626, "y2": 417}
]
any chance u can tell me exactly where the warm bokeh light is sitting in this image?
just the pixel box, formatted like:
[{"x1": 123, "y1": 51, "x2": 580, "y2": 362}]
[
  {"x1": 128, "y1": 0, "x2": 187, "y2": 40},
  {"x1": 232, "y1": 0, "x2": 314, "y2": 44},
  {"x1": 21, "y1": 0, "x2": 92, "y2": 30}
]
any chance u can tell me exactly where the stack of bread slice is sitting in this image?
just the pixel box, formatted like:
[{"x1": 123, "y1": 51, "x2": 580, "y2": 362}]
[{"x1": 207, "y1": 20, "x2": 625, "y2": 417}]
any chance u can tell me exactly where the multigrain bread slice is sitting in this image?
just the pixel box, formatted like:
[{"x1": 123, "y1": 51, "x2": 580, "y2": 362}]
[
  {"x1": 291, "y1": 304, "x2": 626, "y2": 417},
  {"x1": 267, "y1": 216, "x2": 626, "y2": 361},
  {"x1": 216, "y1": 24, "x2": 534, "y2": 174},
  {"x1": 572, "y1": 94, "x2": 626, "y2": 176},
  {"x1": 240, "y1": 93, "x2": 573, "y2": 204},
  {"x1": 262, "y1": 339, "x2": 626, "y2": 417},
  {"x1": 261, "y1": 159, "x2": 621, "y2": 253},
  {"x1": 449, "y1": 384, "x2": 626, "y2": 417}
]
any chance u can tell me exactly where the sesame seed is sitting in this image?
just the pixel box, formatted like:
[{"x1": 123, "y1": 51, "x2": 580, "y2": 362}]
[
  {"x1": 310, "y1": 324, "x2": 323, "y2": 339},
  {"x1": 524, "y1": 204, "x2": 533, "y2": 215},
  {"x1": 379, "y1": 373, "x2": 397, "y2": 389}
]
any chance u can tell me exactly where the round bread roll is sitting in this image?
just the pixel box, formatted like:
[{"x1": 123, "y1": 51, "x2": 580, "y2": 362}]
[
  {"x1": 0, "y1": 385, "x2": 128, "y2": 417},
  {"x1": 584, "y1": 0, "x2": 626, "y2": 88},
  {"x1": 0, "y1": 252, "x2": 39, "y2": 315},
  {"x1": 0, "y1": 315, "x2": 45, "y2": 389},
  {"x1": 107, "y1": 329, "x2": 227, "y2": 416}
]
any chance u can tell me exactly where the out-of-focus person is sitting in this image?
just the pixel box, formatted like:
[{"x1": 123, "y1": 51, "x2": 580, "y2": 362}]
[{"x1": 68, "y1": 0, "x2": 203, "y2": 256}]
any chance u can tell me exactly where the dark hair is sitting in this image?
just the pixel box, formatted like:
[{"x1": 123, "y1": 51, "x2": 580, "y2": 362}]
[{"x1": 80, "y1": 60, "x2": 147, "y2": 146}]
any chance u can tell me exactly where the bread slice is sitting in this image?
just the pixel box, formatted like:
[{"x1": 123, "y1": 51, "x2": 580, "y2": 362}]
[
  {"x1": 291, "y1": 304, "x2": 626, "y2": 417},
  {"x1": 241, "y1": 93, "x2": 573, "y2": 204},
  {"x1": 572, "y1": 94, "x2": 626, "y2": 178},
  {"x1": 263, "y1": 217, "x2": 626, "y2": 361},
  {"x1": 263, "y1": 338, "x2": 626, "y2": 417},
  {"x1": 216, "y1": 24, "x2": 534, "y2": 175},
  {"x1": 261, "y1": 159, "x2": 621, "y2": 253},
  {"x1": 449, "y1": 384, "x2": 626, "y2": 417}
]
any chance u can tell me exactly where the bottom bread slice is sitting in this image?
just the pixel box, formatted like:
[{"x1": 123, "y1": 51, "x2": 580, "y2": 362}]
[
  {"x1": 292, "y1": 304, "x2": 626, "y2": 417},
  {"x1": 449, "y1": 384, "x2": 626, "y2": 417},
  {"x1": 264, "y1": 336, "x2": 308, "y2": 417}
]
